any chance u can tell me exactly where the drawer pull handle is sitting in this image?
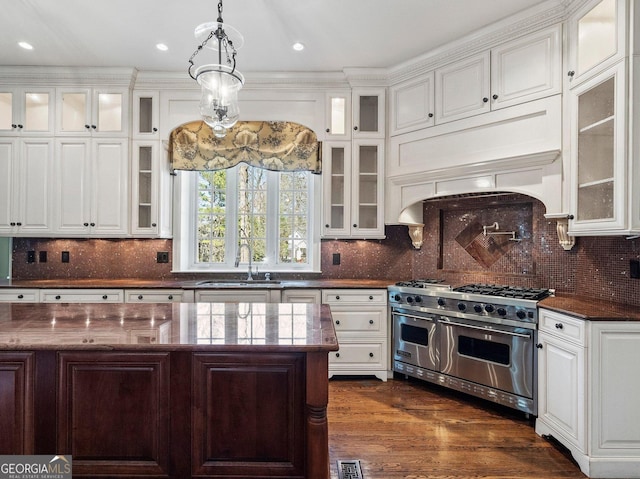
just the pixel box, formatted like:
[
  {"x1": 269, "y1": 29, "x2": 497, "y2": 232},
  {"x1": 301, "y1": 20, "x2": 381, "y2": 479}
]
[
  {"x1": 168, "y1": 295, "x2": 173, "y2": 300},
  {"x1": 138, "y1": 295, "x2": 144, "y2": 300},
  {"x1": 369, "y1": 319, "x2": 374, "y2": 324},
  {"x1": 17, "y1": 294, "x2": 24, "y2": 299},
  {"x1": 536, "y1": 343, "x2": 543, "y2": 349},
  {"x1": 369, "y1": 295, "x2": 373, "y2": 300},
  {"x1": 555, "y1": 323, "x2": 564, "y2": 329},
  {"x1": 335, "y1": 295, "x2": 340, "y2": 300},
  {"x1": 55, "y1": 295, "x2": 61, "y2": 300},
  {"x1": 369, "y1": 352, "x2": 374, "y2": 357},
  {"x1": 102, "y1": 295, "x2": 108, "y2": 300}
]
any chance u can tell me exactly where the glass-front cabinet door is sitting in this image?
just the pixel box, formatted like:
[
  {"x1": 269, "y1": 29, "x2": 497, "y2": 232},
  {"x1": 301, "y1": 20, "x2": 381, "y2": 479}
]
[
  {"x1": 0, "y1": 88, "x2": 54, "y2": 136},
  {"x1": 324, "y1": 91, "x2": 351, "y2": 140},
  {"x1": 352, "y1": 88, "x2": 385, "y2": 139},
  {"x1": 322, "y1": 142, "x2": 352, "y2": 237},
  {"x1": 132, "y1": 91, "x2": 159, "y2": 139},
  {"x1": 352, "y1": 140, "x2": 384, "y2": 237},
  {"x1": 569, "y1": 61, "x2": 626, "y2": 234},
  {"x1": 567, "y1": 0, "x2": 624, "y2": 87},
  {"x1": 131, "y1": 141, "x2": 159, "y2": 236},
  {"x1": 56, "y1": 88, "x2": 128, "y2": 136}
]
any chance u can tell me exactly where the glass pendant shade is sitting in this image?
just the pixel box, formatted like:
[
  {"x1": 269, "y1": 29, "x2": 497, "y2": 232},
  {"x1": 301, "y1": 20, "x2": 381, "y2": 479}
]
[{"x1": 195, "y1": 64, "x2": 244, "y2": 137}]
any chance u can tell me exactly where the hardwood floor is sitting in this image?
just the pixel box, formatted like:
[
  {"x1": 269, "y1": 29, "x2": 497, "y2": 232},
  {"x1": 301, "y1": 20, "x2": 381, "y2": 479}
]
[{"x1": 328, "y1": 377, "x2": 586, "y2": 479}]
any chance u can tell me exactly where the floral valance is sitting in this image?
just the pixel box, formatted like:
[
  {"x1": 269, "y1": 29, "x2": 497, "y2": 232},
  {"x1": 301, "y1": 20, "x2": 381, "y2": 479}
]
[{"x1": 169, "y1": 120, "x2": 321, "y2": 174}]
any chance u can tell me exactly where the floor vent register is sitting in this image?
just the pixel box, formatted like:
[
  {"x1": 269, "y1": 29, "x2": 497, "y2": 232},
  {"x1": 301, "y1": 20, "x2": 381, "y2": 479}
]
[{"x1": 337, "y1": 459, "x2": 364, "y2": 479}]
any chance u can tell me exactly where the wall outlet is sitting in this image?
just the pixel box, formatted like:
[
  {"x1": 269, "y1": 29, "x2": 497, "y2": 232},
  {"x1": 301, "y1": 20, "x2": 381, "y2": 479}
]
[
  {"x1": 631, "y1": 259, "x2": 640, "y2": 279},
  {"x1": 61, "y1": 251, "x2": 70, "y2": 263},
  {"x1": 39, "y1": 251, "x2": 47, "y2": 263},
  {"x1": 27, "y1": 251, "x2": 36, "y2": 263},
  {"x1": 157, "y1": 251, "x2": 170, "y2": 263},
  {"x1": 332, "y1": 253, "x2": 341, "y2": 265}
]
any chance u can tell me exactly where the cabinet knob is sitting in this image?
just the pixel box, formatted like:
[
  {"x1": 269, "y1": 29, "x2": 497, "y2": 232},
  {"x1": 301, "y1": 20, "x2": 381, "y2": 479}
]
[
  {"x1": 10, "y1": 222, "x2": 16, "y2": 226},
  {"x1": 17, "y1": 294, "x2": 24, "y2": 299},
  {"x1": 369, "y1": 319, "x2": 374, "y2": 324},
  {"x1": 482, "y1": 97, "x2": 489, "y2": 103},
  {"x1": 89, "y1": 338, "x2": 94, "y2": 343},
  {"x1": 138, "y1": 295, "x2": 144, "y2": 300},
  {"x1": 369, "y1": 352, "x2": 374, "y2": 357},
  {"x1": 152, "y1": 127, "x2": 158, "y2": 132},
  {"x1": 335, "y1": 352, "x2": 340, "y2": 358},
  {"x1": 17, "y1": 124, "x2": 23, "y2": 129},
  {"x1": 428, "y1": 113, "x2": 433, "y2": 118},
  {"x1": 536, "y1": 343, "x2": 543, "y2": 349},
  {"x1": 369, "y1": 296, "x2": 373, "y2": 300},
  {"x1": 55, "y1": 295, "x2": 61, "y2": 300},
  {"x1": 85, "y1": 124, "x2": 91, "y2": 129},
  {"x1": 82, "y1": 338, "x2": 88, "y2": 343},
  {"x1": 151, "y1": 223, "x2": 157, "y2": 227},
  {"x1": 567, "y1": 214, "x2": 575, "y2": 220},
  {"x1": 568, "y1": 70, "x2": 575, "y2": 77},
  {"x1": 11, "y1": 124, "x2": 17, "y2": 128},
  {"x1": 353, "y1": 126, "x2": 358, "y2": 131},
  {"x1": 90, "y1": 222, "x2": 96, "y2": 227},
  {"x1": 325, "y1": 128, "x2": 330, "y2": 133},
  {"x1": 16, "y1": 222, "x2": 22, "y2": 226},
  {"x1": 335, "y1": 320, "x2": 340, "y2": 325},
  {"x1": 335, "y1": 295, "x2": 340, "y2": 300},
  {"x1": 168, "y1": 295, "x2": 173, "y2": 300},
  {"x1": 353, "y1": 224, "x2": 357, "y2": 228},
  {"x1": 555, "y1": 323, "x2": 564, "y2": 329},
  {"x1": 84, "y1": 222, "x2": 89, "y2": 227},
  {"x1": 325, "y1": 224, "x2": 330, "y2": 228},
  {"x1": 492, "y1": 94, "x2": 498, "y2": 100},
  {"x1": 102, "y1": 295, "x2": 108, "y2": 300},
  {"x1": 91, "y1": 125, "x2": 97, "y2": 129}
]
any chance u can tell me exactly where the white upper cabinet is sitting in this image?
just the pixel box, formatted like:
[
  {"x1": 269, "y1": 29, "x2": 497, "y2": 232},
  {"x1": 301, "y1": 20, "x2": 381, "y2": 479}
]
[
  {"x1": 435, "y1": 51, "x2": 491, "y2": 124},
  {"x1": 0, "y1": 88, "x2": 55, "y2": 136},
  {"x1": 490, "y1": 25, "x2": 562, "y2": 109},
  {"x1": 132, "y1": 91, "x2": 160, "y2": 139},
  {"x1": 0, "y1": 138, "x2": 54, "y2": 236},
  {"x1": 352, "y1": 88, "x2": 385, "y2": 139},
  {"x1": 389, "y1": 72, "x2": 435, "y2": 136},
  {"x1": 567, "y1": 0, "x2": 625, "y2": 88},
  {"x1": 56, "y1": 87, "x2": 129, "y2": 137},
  {"x1": 324, "y1": 91, "x2": 352, "y2": 140},
  {"x1": 54, "y1": 138, "x2": 129, "y2": 236}
]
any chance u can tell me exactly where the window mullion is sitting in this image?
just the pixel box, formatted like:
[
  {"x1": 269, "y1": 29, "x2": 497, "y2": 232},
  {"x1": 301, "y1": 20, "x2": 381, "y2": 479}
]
[
  {"x1": 266, "y1": 170, "x2": 279, "y2": 267},
  {"x1": 226, "y1": 168, "x2": 239, "y2": 268}
]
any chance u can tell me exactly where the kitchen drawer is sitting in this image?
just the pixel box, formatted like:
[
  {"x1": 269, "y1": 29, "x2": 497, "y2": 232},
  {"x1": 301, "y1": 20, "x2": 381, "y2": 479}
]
[
  {"x1": 124, "y1": 289, "x2": 184, "y2": 303},
  {"x1": 329, "y1": 341, "x2": 385, "y2": 369},
  {"x1": 331, "y1": 309, "x2": 385, "y2": 335},
  {"x1": 539, "y1": 308, "x2": 586, "y2": 346},
  {"x1": 0, "y1": 288, "x2": 40, "y2": 302},
  {"x1": 40, "y1": 289, "x2": 124, "y2": 303},
  {"x1": 322, "y1": 289, "x2": 387, "y2": 305}
]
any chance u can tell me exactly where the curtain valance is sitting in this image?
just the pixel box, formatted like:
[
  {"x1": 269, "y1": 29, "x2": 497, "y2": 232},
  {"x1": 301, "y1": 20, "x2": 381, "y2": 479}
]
[{"x1": 169, "y1": 120, "x2": 321, "y2": 174}]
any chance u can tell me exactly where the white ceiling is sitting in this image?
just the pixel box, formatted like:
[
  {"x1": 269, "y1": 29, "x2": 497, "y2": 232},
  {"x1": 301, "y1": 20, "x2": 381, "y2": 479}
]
[{"x1": 0, "y1": 0, "x2": 565, "y2": 75}]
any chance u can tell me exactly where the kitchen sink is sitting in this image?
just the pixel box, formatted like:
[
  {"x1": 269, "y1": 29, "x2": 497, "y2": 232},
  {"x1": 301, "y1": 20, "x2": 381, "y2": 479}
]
[{"x1": 196, "y1": 280, "x2": 282, "y2": 286}]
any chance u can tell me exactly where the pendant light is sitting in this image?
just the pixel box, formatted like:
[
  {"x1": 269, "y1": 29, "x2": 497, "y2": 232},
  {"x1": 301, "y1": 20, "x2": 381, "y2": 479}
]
[{"x1": 188, "y1": 0, "x2": 245, "y2": 138}]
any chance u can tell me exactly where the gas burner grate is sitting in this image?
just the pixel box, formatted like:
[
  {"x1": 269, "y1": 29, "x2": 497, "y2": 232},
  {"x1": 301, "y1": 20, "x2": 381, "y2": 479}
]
[
  {"x1": 453, "y1": 284, "x2": 551, "y2": 300},
  {"x1": 395, "y1": 279, "x2": 446, "y2": 288},
  {"x1": 337, "y1": 460, "x2": 364, "y2": 479}
]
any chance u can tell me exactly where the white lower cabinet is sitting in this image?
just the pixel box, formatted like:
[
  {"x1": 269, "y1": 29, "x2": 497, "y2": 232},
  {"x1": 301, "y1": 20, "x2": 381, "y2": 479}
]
[
  {"x1": 0, "y1": 288, "x2": 40, "y2": 302},
  {"x1": 124, "y1": 289, "x2": 185, "y2": 303},
  {"x1": 536, "y1": 308, "x2": 640, "y2": 478},
  {"x1": 281, "y1": 289, "x2": 321, "y2": 304},
  {"x1": 322, "y1": 289, "x2": 388, "y2": 381},
  {"x1": 195, "y1": 289, "x2": 281, "y2": 303},
  {"x1": 39, "y1": 289, "x2": 124, "y2": 303}
]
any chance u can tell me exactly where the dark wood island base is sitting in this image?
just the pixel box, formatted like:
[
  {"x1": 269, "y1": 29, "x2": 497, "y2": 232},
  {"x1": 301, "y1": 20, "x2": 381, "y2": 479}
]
[{"x1": 0, "y1": 302, "x2": 338, "y2": 479}]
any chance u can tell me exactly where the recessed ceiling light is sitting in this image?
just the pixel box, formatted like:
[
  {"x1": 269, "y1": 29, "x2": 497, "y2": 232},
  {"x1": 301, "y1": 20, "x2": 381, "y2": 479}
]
[
  {"x1": 292, "y1": 42, "x2": 304, "y2": 51},
  {"x1": 18, "y1": 41, "x2": 33, "y2": 50},
  {"x1": 156, "y1": 43, "x2": 169, "y2": 51}
]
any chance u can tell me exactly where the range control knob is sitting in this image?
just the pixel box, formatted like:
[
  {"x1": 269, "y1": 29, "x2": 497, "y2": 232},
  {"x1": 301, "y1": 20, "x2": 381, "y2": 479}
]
[
  {"x1": 474, "y1": 304, "x2": 483, "y2": 313},
  {"x1": 437, "y1": 298, "x2": 445, "y2": 306},
  {"x1": 457, "y1": 302, "x2": 466, "y2": 311},
  {"x1": 485, "y1": 304, "x2": 495, "y2": 313},
  {"x1": 497, "y1": 307, "x2": 507, "y2": 316},
  {"x1": 516, "y1": 310, "x2": 527, "y2": 319},
  {"x1": 406, "y1": 296, "x2": 414, "y2": 303},
  {"x1": 414, "y1": 296, "x2": 422, "y2": 303},
  {"x1": 393, "y1": 294, "x2": 401, "y2": 302}
]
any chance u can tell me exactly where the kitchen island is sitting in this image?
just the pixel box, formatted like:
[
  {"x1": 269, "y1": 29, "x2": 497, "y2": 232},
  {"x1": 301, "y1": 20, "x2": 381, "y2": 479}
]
[{"x1": 0, "y1": 302, "x2": 338, "y2": 479}]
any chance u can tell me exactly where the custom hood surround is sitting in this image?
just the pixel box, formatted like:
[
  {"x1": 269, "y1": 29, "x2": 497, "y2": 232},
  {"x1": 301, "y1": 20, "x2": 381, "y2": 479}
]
[{"x1": 386, "y1": 95, "x2": 572, "y2": 249}]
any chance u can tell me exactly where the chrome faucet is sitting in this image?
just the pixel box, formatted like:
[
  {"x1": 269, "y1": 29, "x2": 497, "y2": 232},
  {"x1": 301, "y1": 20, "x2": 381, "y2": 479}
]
[{"x1": 234, "y1": 243, "x2": 253, "y2": 280}]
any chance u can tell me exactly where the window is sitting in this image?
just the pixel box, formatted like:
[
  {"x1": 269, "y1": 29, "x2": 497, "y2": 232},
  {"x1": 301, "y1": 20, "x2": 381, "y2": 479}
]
[{"x1": 173, "y1": 164, "x2": 321, "y2": 273}]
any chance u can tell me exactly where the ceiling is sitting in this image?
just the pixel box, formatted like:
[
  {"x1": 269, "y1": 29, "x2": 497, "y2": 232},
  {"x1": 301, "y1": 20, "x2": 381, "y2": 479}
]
[{"x1": 1, "y1": 0, "x2": 562, "y2": 75}]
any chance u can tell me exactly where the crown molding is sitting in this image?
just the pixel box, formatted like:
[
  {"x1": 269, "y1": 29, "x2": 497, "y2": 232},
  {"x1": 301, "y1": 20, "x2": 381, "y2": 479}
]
[{"x1": 0, "y1": 66, "x2": 136, "y2": 87}]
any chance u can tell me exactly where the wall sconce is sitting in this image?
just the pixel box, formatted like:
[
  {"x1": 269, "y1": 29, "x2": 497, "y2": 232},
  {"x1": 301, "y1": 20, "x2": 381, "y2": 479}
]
[{"x1": 408, "y1": 224, "x2": 424, "y2": 249}]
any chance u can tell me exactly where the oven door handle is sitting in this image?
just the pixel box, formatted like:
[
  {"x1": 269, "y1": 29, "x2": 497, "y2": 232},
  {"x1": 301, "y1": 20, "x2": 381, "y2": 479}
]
[
  {"x1": 392, "y1": 312, "x2": 436, "y2": 322},
  {"x1": 441, "y1": 319, "x2": 532, "y2": 339}
]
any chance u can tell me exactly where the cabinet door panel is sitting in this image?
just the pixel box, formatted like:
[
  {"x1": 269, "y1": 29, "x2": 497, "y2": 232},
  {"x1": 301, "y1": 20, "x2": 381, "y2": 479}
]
[
  {"x1": 0, "y1": 352, "x2": 35, "y2": 455},
  {"x1": 55, "y1": 139, "x2": 90, "y2": 234},
  {"x1": 92, "y1": 139, "x2": 128, "y2": 235},
  {"x1": 57, "y1": 352, "x2": 170, "y2": 476},
  {"x1": 390, "y1": 73, "x2": 435, "y2": 135},
  {"x1": 17, "y1": 139, "x2": 53, "y2": 233},
  {"x1": 0, "y1": 139, "x2": 15, "y2": 232},
  {"x1": 192, "y1": 353, "x2": 305, "y2": 477}
]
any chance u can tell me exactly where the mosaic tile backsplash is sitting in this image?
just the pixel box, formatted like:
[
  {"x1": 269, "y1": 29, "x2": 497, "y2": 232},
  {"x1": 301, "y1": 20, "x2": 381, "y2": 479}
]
[{"x1": 10, "y1": 194, "x2": 640, "y2": 307}]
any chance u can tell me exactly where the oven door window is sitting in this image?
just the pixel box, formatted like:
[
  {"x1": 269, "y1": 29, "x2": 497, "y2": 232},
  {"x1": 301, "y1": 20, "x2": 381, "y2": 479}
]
[
  {"x1": 401, "y1": 323, "x2": 429, "y2": 347},
  {"x1": 458, "y1": 335, "x2": 510, "y2": 365}
]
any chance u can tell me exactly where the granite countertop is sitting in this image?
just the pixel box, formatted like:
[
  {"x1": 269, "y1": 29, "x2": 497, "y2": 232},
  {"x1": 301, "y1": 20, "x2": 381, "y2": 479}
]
[
  {"x1": 539, "y1": 294, "x2": 640, "y2": 321},
  {"x1": 0, "y1": 302, "x2": 339, "y2": 351},
  {"x1": 0, "y1": 278, "x2": 397, "y2": 290}
]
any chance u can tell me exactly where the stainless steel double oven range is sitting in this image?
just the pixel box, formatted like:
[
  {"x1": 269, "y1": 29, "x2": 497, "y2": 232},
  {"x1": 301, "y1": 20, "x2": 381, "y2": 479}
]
[{"x1": 389, "y1": 280, "x2": 552, "y2": 416}]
